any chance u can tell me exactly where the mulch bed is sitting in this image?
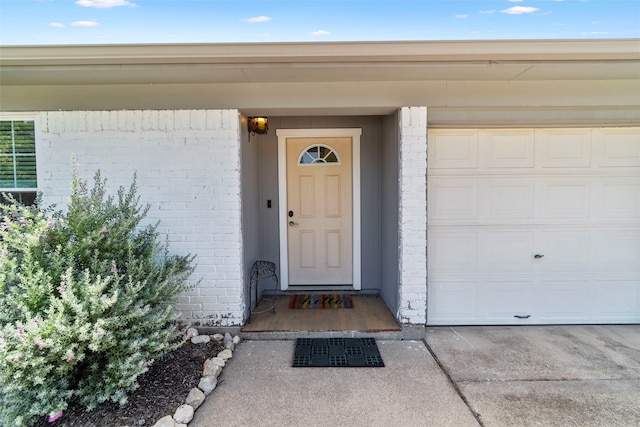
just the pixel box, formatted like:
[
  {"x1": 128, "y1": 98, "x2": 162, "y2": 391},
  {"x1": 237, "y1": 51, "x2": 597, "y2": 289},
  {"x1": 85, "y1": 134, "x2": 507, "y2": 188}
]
[{"x1": 33, "y1": 340, "x2": 225, "y2": 427}]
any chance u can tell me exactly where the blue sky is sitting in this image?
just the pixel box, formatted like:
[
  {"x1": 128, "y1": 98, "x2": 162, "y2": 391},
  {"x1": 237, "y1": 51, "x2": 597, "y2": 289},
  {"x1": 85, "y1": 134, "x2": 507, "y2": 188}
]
[{"x1": 1, "y1": 0, "x2": 638, "y2": 45}]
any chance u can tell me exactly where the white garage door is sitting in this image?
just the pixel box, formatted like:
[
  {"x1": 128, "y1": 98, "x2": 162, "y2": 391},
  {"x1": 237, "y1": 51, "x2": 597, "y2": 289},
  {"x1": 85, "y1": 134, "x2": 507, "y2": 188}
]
[{"x1": 427, "y1": 128, "x2": 640, "y2": 325}]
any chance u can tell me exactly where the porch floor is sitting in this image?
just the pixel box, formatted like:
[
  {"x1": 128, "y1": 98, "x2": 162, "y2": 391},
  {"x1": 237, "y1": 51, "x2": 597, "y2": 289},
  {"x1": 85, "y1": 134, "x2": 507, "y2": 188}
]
[{"x1": 242, "y1": 294, "x2": 400, "y2": 332}]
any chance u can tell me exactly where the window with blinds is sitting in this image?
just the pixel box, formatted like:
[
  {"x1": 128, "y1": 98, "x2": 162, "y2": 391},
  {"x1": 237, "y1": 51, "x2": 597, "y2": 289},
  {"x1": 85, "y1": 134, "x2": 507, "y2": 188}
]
[{"x1": 0, "y1": 120, "x2": 37, "y2": 205}]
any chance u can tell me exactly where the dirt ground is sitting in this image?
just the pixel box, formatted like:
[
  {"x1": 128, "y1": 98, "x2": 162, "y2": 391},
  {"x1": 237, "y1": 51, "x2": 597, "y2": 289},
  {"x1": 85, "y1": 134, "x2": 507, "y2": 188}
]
[{"x1": 34, "y1": 340, "x2": 224, "y2": 427}]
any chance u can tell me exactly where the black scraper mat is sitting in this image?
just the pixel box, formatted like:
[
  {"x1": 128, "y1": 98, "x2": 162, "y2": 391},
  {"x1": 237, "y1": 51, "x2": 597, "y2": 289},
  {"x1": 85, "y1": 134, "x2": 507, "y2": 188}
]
[{"x1": 292, "y1": 338, "x2": 385, "y2": 367}]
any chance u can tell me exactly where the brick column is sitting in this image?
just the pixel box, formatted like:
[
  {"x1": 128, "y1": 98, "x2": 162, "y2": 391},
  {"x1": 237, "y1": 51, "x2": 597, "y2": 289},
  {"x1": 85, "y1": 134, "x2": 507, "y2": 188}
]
[{"x1": 397, "y1": 107, "x2": 428, "y2": 325}]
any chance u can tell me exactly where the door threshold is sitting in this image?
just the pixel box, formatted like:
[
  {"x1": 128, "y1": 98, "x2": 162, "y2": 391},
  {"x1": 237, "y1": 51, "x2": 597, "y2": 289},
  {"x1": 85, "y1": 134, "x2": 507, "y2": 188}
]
[
  {"x1": 282, "y1": 285, "x2": 356, "y2": 293},
  {"x1": 241, "y1": 329, "x2": 407, "y2": 340}
]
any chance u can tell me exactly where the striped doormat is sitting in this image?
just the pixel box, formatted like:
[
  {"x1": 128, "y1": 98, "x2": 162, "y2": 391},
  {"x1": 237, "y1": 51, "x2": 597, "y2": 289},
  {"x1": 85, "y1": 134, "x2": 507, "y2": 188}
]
[{"x1": 288, "y1": 294, "x2": 353, "y2": 309}]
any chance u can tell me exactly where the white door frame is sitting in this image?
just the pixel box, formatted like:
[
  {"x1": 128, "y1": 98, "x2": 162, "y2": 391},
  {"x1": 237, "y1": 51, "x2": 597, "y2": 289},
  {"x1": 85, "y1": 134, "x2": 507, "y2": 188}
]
[{"x1": 276, "y1": 128, "x2": 362, "y2": 290}]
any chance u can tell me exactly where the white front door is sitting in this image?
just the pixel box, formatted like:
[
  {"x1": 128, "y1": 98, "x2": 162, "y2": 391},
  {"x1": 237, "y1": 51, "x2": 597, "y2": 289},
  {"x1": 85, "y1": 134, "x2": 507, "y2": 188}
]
[
  {"x1": 287, "y1": 137, "x2": 352, "y2": 285},
  {"x1": 277, "y1": 129, "x2": 362, "y2": 290}
]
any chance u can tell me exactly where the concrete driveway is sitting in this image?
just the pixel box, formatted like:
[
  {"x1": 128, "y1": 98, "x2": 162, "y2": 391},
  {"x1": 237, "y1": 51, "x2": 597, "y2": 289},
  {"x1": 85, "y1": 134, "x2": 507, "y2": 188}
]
[{"x1": 425, "y1": 325, "x2": 640, "y2": 427}]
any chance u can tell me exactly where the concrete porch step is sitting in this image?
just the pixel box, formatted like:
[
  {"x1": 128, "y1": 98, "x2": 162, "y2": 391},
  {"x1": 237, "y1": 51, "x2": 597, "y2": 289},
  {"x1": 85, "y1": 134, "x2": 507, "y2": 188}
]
[{"x1": 240, "y1": 325, "x2": 424, "y2": 341}]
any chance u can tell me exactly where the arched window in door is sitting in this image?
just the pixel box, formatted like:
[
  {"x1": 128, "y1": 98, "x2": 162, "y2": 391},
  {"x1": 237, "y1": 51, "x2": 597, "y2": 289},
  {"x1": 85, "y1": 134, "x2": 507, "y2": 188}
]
[{"x1": 298, "y1": 144, "x2": 341, "y2": 165}]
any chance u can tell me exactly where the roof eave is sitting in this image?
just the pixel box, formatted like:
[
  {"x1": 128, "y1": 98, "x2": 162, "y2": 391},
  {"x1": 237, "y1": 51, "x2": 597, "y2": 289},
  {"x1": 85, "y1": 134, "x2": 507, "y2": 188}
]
[{"x1": 1, "y1": 39, "x2": 639, "y2": 66}]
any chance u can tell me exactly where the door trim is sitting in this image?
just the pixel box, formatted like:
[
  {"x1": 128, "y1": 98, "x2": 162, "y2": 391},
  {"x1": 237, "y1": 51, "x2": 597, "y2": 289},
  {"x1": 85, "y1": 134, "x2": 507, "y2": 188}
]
[{"x1": 276, "y1": 128, "x2": 362, "y2": 291}]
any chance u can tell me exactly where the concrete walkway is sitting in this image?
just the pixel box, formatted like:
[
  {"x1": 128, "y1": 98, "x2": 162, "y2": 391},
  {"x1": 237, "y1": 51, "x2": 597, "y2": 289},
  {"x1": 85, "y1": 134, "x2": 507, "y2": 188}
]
[
  {"x1": 190, "y1": 340, "x2": 478, "y2": 427},
  {"x1": 191, "y1": 325, "x2": 640, "y2": 427}
]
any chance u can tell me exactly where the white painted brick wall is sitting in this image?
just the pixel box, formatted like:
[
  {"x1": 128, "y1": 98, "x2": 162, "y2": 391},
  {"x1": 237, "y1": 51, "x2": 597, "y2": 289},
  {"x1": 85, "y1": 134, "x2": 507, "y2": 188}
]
[
  {"x1": 35, "y1": 110, "x2": 245, "y2": 326},
  {"x1": 397, "y1": 107, "x2": 428, "y2": 325}
]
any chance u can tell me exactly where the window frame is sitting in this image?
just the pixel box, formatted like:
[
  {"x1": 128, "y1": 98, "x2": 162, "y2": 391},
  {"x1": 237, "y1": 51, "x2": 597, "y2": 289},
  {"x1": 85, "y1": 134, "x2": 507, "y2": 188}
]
[{"x1": 0, "y1": 113, "x2": 39, "y2": 205}]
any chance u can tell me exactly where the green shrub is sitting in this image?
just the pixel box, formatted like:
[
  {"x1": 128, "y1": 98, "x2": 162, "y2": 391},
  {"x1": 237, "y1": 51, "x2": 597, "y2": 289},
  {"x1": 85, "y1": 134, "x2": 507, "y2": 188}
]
[{"x1": 0, "y1": 165, "x2": 195, "y2": 426}]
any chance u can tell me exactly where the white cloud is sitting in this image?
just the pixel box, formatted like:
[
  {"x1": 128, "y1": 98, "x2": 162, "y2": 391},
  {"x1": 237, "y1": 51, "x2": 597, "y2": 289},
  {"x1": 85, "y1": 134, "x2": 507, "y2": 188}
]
[
  {"x1": 455, "y1": 14, "x2": 469, "y2": 19},
  {"x1": 479, "y1": 10, "x2": 496, "y2": 14},
  {"x1": 241, "y1": 16, "x2": 272, "y2": 23},
  {"x1": 581, "y1": 31, "x2": 608, "y2": 35},
  {"x1": 72, "y1": 20, "x2": 100, "y2": 27},
  {"x1": 76, "y1": 0, "x2": 137, "y2": 8},
  {"x1": 508, "y1": 0, "x2": 524, "y2": 2},
  {"x1": 49, "y1": 22, "x2": 65, "y2": 28},
  {"x1": 310, "y1": 29, "x2": 330, "y2": 36},
  {"x1": 501, "y1": 6, "x2": 539, "y2": 14}
]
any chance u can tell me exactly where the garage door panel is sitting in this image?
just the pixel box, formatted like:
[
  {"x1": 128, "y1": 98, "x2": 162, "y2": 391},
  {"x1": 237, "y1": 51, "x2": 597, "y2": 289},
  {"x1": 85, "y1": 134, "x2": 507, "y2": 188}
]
[
  {"x1": 482, "y1": 280, "x2": 533, "y2": 321},
  {"x1": 594, "y1": 229, "x2": 640, "y2": 272},
  {"x1": 538, "y1": 280, "x2": 591, "y2": 320},
  {"x1": 429, "y1": 231, "x2": 478, "y2": 273},
  {"x1": 481, "y1": 179, "x2": 534, "y2": 221},
  {"x1": 594, "y1": 129, "x2": 640, "y2": 168},
  {"x1": 428, "y1": 276, "x2": 640, "y2": 324},
  {"x1": 596, "y1": 280, "x2": 640, "y2": 320},
  {"x1": 480, "y1": 230, "x2": 534, "y2": 273},
  {"x1": 594, "y1": 177, "x2": 640, "y2": 219},
  {"x1": 429, "y1": 178, "x2": 478, "y2": 221},
  {"x1": 536, "y1": 129, "x2": 592, "y2": 168},
  {"x1": 480, "y1": 130, "x2": 535, "y2": 168},
  {"x1": 537, "y1": 178, "x2": 591, "y2": 220},
  {"x1": 429, "y1": 280, "x2": 478, "y2": 321},
  {"x1": 538, "y1": 230, "x2": 590, "y2": 272},
  {"x1": 428, "y1": 131, "x2": 478, "y2": 169}
]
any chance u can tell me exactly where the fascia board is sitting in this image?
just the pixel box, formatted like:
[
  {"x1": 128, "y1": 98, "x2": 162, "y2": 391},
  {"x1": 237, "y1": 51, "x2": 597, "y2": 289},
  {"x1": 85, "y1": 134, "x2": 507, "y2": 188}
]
[{"x1": 1, "y1": 39, "x2": 639, "y2": 67}]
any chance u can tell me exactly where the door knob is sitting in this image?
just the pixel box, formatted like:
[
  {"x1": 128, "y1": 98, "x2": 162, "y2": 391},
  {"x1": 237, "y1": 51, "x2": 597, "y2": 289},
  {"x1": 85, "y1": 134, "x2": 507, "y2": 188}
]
[{"x1": 288, "y1": 221, "x2": 298, "y2": 226}]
